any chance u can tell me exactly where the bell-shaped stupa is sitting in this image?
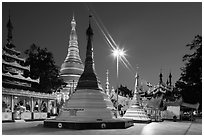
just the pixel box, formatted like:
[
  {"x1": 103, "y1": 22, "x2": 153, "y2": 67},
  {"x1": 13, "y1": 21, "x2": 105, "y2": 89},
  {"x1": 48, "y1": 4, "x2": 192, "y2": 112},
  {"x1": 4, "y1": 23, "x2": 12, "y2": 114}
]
[
  {"x1": 44, "y1": 15, "x2": 133, "y2": 129},
  {"x1": 60, "y1": 15, "x2": 84, "y2": 94}
]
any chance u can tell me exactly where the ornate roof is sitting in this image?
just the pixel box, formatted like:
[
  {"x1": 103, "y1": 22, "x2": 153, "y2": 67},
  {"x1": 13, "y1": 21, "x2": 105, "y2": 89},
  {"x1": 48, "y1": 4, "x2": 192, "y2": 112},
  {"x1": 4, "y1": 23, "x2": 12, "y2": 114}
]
[
  {"x1": 3, "y1": 72, "x2": 39, "y2": 83},
  {"x1": 4, "y1": 44, "x2": 21, "y2": 55},
  {"x1": 2, "y1": 58, "x2": 29, "y2": 70}
]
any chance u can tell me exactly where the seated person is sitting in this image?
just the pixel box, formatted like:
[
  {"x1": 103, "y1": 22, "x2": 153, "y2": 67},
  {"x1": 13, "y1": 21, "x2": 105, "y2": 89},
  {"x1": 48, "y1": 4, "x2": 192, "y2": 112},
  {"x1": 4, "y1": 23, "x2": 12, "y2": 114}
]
[
  {"x1": 41, "y1": 103, "x2": 47, "y2": 112},
  {"x1": 34, "y1": 102, "x2": 39, "y2": 112},
  {"x1": 19, "y1": 102, "x2": 26, "y2": 113},
  {"x1": 25, "y1": 102, "x2": 31, "y2": 112}
]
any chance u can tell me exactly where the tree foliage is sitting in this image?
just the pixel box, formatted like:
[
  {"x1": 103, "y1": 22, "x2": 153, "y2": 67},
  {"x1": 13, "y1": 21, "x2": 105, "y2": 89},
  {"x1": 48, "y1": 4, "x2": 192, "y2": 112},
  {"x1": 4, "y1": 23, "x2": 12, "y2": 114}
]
[
  {"x1": 24, "y1": 44, "x2": 64, "y2": 93},
  {"x1": 175, "y1": 35, "x2": 202, "y2": 110},
  {"x1": 116, "y1": 84, "x2": 133, "y2": 98}
]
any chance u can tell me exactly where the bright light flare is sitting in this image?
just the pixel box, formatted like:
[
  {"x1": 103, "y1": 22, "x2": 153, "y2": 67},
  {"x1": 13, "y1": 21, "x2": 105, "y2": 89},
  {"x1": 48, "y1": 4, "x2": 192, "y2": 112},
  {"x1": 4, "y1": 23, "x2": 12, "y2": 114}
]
[
  {"x1": 87, "y1": 5, "x2": 136, "y2": 75},
  {"x1": 111, "y1": 47, "x2": 135, "y2": 73},
  {"x1": 112, "y1": 48, "x2": 126, "y2": 58}
]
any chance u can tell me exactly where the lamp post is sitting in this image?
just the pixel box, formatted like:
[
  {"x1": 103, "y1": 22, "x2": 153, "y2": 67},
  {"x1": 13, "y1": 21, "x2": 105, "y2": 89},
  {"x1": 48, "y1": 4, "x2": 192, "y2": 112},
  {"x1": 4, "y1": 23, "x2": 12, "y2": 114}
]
[{"x1": 112, "y1": 47, "x2": 125, "y2": 118}]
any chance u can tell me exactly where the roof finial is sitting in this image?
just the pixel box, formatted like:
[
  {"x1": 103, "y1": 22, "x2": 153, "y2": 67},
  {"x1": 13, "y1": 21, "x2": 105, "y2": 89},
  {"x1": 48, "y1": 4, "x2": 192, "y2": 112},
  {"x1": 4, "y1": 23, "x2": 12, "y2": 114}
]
[
  {"x1": 169, "y1": 69, "x2": 172, "y2": 86},
  {"x1": 72, "y1": 12, "x2": 75, "y2": 20},
  {"x1": 89, "y1": 14, "x2": 92, "y2": 27},
  {"x1": 9, "y1": 9, "x2": 11, "y2": 19},
  {"x1": 86, "y1": 14, "x2": 93, "y2": 38},
  {"x1": 166, "y1": 79, "x2": 169, "y2": 86},
  {"x1": 71, "y1": 13, "x2": 76, "y2": 30},
  {"x1": 7, "y1": 9, "x2": 13, "y2": 44},
  {"x1": 159, "y1": 67, "x2": 163, "y2": 84}
]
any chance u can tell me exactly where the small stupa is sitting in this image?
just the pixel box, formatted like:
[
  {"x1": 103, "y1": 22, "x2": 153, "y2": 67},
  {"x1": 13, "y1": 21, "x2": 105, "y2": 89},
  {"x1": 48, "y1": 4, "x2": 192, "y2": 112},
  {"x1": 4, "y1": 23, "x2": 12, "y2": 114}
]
[
  {"x1": 123, "y1": 72, "x2": 151, "y2": 123},
  {"x1": 44, "y1": 15, "x2": 133, "y2": 129}
]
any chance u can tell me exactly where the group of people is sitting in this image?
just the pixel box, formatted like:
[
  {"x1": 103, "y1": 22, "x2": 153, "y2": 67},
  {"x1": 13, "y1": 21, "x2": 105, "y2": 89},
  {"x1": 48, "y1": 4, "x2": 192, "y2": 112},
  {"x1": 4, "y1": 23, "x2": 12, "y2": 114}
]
[
  {"x1": 12, "y1": 101, "x2": 48, "y2": 119},
  {"x1": 14, "y1": 101, "x2": 29, "y2": 113},
  {"x1": 13, "y1": 101, "x2": 47, "y2": 113}
]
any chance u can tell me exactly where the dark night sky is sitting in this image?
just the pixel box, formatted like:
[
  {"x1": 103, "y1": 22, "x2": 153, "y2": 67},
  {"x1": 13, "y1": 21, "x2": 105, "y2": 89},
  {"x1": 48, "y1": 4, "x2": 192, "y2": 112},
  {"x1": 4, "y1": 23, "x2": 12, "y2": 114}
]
[{"x1": 2, "y1": 2, "x2": 202, "y2": 90}]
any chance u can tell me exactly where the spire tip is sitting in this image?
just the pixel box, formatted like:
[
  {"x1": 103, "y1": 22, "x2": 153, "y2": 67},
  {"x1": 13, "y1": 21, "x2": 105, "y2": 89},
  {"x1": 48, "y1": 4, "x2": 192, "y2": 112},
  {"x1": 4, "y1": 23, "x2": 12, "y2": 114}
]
[{"x1": 72, "y1": 12, "x2": 75, "y2": 20}]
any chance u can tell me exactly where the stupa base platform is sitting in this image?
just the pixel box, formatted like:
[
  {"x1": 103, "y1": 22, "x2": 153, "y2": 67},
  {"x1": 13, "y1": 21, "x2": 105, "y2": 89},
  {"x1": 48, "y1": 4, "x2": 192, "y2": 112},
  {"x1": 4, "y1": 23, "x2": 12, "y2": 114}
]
[
  {"x1": 132, "y1": 119, "x2": 151, "y2": 123},
  {"x1": 44, "y1": 118, "x2": 134, "y2": 129},
  {"x1": 123, "y1": 116, "x2": 151, "y2": 123},
  {"x1": 122, "y1": 104, "x2": 152, "y2": 124}
]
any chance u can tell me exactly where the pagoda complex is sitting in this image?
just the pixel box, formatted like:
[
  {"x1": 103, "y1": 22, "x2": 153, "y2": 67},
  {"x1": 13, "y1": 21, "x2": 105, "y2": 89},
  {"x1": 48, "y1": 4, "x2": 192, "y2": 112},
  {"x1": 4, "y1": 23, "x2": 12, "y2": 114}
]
[
  {"x1": 136, "y1": 71, "x2": 183, "y2": 121},
  {"x1": 2, "y1": 14, "x2": 56, "y2": 122},
  {"x1": 44, "y1": 15, "x2": 133, "y2": 129},
  {"x1": 60, "y1": 15, "x2": 84, "y2": 95}
]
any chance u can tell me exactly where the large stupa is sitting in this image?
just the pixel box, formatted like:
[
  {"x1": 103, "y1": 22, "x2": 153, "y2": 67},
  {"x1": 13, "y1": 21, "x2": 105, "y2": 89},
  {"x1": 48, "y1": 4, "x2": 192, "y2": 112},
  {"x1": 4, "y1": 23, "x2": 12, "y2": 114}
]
[
  {"x1": 44, "y1": 15, "x2": 133, "y2": 129},
  {"x1": 60, "y1": 15, "x2": 84, "y2": 94}
]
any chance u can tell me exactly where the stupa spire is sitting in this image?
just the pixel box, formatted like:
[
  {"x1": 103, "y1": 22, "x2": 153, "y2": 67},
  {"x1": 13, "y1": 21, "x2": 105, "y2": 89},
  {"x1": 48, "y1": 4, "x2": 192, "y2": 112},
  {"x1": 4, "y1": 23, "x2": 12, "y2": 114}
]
[
  {"x1": 76, "y1": 15, "x2": 100, "y2": 90},
  {"x1": 166, "y1": 79, "x2": 169, "y2": 86},
  {"x1": 64, "y1": 15, "x2": 81, "y2": 62},
  {"x1": 134, "y1": 72, "x2": 139, "y2": 94},
  {"x1": 169, "y1": 71, "x2": 172, "y2": 86},
  {"x1": 105, "y1": 69, "x2": 110, "y2": 95},
  {"x1": 60, "y1": 15, "x2": 84, "y2": 92},
  {"x1": 71, "y1": 14, "x2": 76, "y2": 30},
  {"x1": 7, "y1": 10, "x2": 13, "y2": 44},
  {"x1": 159, "y1": 68, "x2": 163, "y2": 84}
]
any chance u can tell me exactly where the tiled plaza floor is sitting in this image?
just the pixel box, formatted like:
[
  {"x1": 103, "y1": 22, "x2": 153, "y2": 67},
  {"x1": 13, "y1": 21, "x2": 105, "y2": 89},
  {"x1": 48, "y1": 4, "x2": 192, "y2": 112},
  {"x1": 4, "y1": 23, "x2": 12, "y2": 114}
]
[{"x1": 2, "y1": 119, "x2": 202, "y2": 135}]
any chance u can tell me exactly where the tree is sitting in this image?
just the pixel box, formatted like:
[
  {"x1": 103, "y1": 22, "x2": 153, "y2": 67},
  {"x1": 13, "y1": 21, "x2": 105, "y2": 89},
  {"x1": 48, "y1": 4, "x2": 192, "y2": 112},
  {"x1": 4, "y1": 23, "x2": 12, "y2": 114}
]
[
  {"x1": 24, "y1": 44, "x2": 65, "y2": 93},
  {"x1": 117, "y1": 85, "x2": 133, "y2": 98},
  {"x1": 175, "y1": 35, "x2": 202, "y2": 110}
]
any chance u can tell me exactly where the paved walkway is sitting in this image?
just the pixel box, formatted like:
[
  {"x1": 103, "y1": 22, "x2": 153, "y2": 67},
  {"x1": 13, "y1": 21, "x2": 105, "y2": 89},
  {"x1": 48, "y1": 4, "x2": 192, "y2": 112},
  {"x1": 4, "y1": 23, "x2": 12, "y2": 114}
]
[{"x1": 2, "y1": 119, "x2": 202, "y2": 135}]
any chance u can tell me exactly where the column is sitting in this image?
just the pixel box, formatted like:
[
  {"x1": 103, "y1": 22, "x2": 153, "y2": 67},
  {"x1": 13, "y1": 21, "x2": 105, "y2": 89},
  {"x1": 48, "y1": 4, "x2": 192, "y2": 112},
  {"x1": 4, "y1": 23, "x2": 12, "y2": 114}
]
[
  {"x1": 31, "y1": 97, "x2": 34, "y2": 112},
  {"x1": 11, "y1": 95, "x2": 14, "y2": 112}
]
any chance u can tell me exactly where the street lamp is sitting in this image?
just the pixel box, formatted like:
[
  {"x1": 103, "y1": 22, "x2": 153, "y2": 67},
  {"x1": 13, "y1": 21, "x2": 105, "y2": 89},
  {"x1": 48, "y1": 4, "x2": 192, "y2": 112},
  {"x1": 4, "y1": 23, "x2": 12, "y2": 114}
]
[{"x1": 112, "y1": 47, "x2": 125, "y2": 118}]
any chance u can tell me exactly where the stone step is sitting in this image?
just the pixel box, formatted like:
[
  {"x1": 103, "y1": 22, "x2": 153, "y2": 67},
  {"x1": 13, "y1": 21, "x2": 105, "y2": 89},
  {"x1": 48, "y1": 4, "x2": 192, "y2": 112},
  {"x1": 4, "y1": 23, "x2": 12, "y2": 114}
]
[{"x1": 15, "y1": 120, "x2": 25, "y2": 123}]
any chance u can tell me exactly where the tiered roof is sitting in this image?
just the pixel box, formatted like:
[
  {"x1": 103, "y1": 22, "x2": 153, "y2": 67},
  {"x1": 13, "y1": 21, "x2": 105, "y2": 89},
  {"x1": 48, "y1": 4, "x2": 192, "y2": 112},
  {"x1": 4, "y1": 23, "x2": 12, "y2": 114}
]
[
  {"x1": 139, "y1": 72, "x2": 173, "y2": 98},
  {"x1": 2, "y1": 14, "x2": 39, "y2": 90},
  {"x1": 2, "y1": 87, "x2": 56, "y2": 99}
]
